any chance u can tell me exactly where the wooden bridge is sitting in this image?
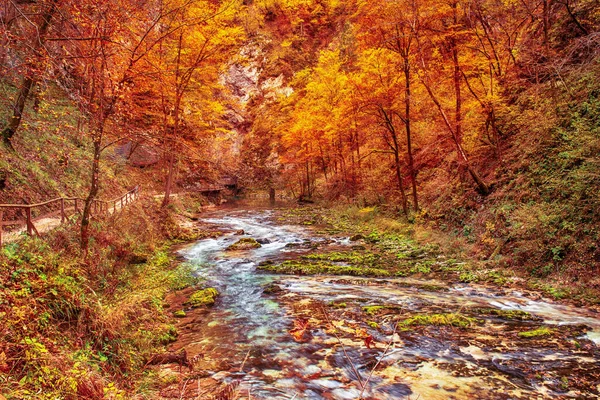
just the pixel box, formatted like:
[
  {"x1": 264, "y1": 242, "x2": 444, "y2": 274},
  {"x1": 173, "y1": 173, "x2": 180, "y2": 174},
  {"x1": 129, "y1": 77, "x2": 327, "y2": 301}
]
[{"x1": 0, "y1": 186, "x2": 139, "y2": 246}]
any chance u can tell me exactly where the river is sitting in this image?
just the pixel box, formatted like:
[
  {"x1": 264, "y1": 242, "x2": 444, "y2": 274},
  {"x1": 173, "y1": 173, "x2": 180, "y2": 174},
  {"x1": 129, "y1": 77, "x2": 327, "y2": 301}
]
[{"x1": 169, "y1": 208, "x2": 600, "y2": 399}]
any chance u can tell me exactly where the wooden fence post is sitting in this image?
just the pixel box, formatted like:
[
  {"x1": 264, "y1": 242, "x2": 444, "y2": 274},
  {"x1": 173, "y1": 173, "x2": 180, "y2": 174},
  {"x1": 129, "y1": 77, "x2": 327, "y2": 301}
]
[
  {"x1": 61, "y1": 198, "x2": 65, "y2": 223},
  {"x1": 26, "y1": 207, "x2": 32, "y2": 236}
]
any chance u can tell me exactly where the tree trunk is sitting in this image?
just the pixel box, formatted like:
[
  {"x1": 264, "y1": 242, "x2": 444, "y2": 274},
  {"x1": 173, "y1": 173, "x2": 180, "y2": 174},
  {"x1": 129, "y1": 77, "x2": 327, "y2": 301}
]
[
  {"x1": 2, "y1": 77, "x2": 34, "y2": 150},
  {"x1": 81, "y1": 136, "x2": 102, "y2": 251},
  {"x1": 1, "y1": 0, "x2": 57, "y2": 150},
  {"x1": 162, "y1": 152, "x2": 176, "y2": 207},
  {"x1": 404, "y1": 60, "x2": 419, "y2": 212},
  {"x1": 393, "y1": 149, "x2": 409, "y2": 216},
  {"x1": 269, "y1": 187, "x2": 276, "y2": 204}
]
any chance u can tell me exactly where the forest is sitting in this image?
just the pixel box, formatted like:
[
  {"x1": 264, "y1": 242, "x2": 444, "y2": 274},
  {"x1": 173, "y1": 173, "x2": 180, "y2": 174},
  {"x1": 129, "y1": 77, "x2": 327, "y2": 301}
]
[{"x1": 0, "y1": 0, "x2": 599, "y2": 398}]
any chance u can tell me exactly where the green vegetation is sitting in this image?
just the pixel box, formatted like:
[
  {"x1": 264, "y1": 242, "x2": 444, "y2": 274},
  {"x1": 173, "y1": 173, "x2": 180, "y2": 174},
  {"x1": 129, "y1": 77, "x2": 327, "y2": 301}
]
[
  {"x1": 367, "y1": 321, "x2": 380, "y2": 329},
  {"x1": 328, "y1": 301, "x2": 347, "y2": 308},
  {"x1": 186, "y1": 287, "x2": 219, "y2": 307},
  {"x1": 303, "y1": 250, "x2": 379, "y2": 265},
  {"x1": 518, "y1": 327, "x2": 554, "y2": 338}
]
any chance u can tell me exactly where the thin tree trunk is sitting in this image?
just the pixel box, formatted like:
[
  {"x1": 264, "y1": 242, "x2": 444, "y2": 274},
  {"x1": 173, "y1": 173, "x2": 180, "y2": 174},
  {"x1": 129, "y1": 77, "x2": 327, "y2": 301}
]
[
  {"x1": 393, "y1": 149, "x2": 409, "y2": 216},
  {"x1": 2, "y1": 77, "x2": 34, "y2": 150},
  {"x1": 1, "y1": 0, "x2": 57, "y2": 150},
  {"x1": 162, "y1": 153, "x2": 176, "y2": 207},
  {"x1": 269, "y1": 187, "x2": 275, "y2": 204},
  {"x1": 162, "y1": 32, "x2": 183, "y2": 208},
  {"x1": 81, "y1": 135, "x2": 102, "y2": 251},
  {"x1": 404, "y1": 61, "x2": 419, "y2": 212}
]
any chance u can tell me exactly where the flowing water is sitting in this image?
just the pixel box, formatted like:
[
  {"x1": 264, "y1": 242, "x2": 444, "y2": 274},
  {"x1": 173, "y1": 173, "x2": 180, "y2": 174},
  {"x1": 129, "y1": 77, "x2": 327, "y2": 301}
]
[{"x1": 175, "y1": 209, "x2": 600, "y2": 399}]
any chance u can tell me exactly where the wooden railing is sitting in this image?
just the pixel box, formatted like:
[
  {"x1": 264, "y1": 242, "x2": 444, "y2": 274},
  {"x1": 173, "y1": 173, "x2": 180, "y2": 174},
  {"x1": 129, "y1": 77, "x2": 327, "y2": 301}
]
[{"x1": 0, "y1": 186, "x2": 139, "y2": 246}]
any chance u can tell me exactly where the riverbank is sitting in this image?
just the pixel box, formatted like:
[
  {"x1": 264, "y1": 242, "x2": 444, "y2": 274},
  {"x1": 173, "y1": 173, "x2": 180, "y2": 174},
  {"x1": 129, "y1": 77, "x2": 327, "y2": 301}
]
[{"x1": 276, "y1": 204, "x2": 600, "y2": 309}]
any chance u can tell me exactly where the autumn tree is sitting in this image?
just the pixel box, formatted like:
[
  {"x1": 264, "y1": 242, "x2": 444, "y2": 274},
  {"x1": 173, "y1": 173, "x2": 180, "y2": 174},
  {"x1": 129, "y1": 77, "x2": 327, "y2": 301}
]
[
  {"x1": 415, "y1": 0, "x2": 490, "y2": 195},
  {"x1": 57, "y1": 0, "x2": 198, "y2": 249},
  {"x1": 355, "y1": 0, "x2": 420, "y2": 211},
  {"x1": 150, "y1": 0, "x2": 245, "y2": 207}
]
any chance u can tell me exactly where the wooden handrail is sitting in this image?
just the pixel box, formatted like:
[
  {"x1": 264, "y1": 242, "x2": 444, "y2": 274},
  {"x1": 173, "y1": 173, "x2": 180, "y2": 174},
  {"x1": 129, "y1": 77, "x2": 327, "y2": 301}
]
[{"x1": 0, "y1": 186, "x2": 140, "y2": 246}]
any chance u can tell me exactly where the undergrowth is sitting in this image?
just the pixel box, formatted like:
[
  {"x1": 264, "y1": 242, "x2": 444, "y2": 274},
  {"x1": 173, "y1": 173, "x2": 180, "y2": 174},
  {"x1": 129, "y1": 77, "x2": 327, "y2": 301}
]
[{"x1": 0, "y1": 197, "x2": 200, "y2": 399}]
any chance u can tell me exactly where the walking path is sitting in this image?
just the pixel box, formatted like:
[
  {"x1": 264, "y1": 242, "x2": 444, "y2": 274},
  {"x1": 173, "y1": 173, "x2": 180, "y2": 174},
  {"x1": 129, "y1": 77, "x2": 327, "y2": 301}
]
[{"x1": 0, "y1": 186, "x2": 139, "y2": 246}]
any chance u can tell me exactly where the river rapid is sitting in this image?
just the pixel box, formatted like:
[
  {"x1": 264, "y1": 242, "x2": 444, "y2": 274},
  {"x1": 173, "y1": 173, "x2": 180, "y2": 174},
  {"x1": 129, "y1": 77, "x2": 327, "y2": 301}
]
[{"x1": 165, "y1": 208, "x2": 600, "y2": 400}]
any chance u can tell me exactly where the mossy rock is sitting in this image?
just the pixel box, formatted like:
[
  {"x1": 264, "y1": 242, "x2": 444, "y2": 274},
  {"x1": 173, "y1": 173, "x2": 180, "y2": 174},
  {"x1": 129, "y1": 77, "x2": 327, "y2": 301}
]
[
  {"x1": 475, "y1": 308, "x2": 535, "y2": 321},
  {"x1": 257, "y1": 259, "x2": 391, "y2": 277},
  {"x1": 186, "y1": 288, "x2": 219, "y2": 308},
  {"x1": 226, "y1": 238, "x2": 262, "y2": 250},
  {"x1": 362, "y1": 305, "x2": 402, "y2": 315},
  {"x1": 173, "y1": 310, "x2": 186, "y2": 318},
  {"x1": 402, "y1": 313, "x2": 477, "y2": 328},
  {"x1": 518, "y1": 327, "x2": 554, "y2": 338},
  {"x1": 263, "y1": 283, "x2": 283, "y2": 294}
]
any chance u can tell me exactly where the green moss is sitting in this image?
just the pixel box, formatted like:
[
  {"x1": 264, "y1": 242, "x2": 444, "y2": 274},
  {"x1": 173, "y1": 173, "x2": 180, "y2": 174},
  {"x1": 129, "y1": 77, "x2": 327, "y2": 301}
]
[
  {"x1": 186, "y1": 288, "x2": 219, "y2": 308},
  {"x1": 518, "y1": 327, "x2": 554, "y2": 338},
  {"x1": 362, "y1": 305, "x2": 401, "y2": 315},
  {"x1": 402, "y1": 313, "x2": 476, "y2": 328},
  {"x1": 329, "y1": 301, "x2": 347, "y2": 308},
  {"x1": 158, "y1": 325, "x2": 178, "y2": 344},
  {"x1": 257, "y1": 259, "x2": 391, "y2": 277},
  {"x1": 173, "y1": 310, "x2": 186, "y2": 318},
  {"x1": 417, "y1": 284, "x2": 448, "y2": 292},
  {"x1": 367, "y1": 321, "x2": 380, "y2": 329},
  {"x1": 410, "y1": 262, "x2": 432, "y2": 274},
  {"x1": 226, "y1": 238, "x2": 262, "y2": 250},
  {"x1": 459, "y1": 271, "x2": 479, "y2": 283},
  {"x1": 303, "y1": 251, "x2": 378, "y2": 265},
  {"x1": 476, "y1": 308, "x2": 533, "y2": 321}
]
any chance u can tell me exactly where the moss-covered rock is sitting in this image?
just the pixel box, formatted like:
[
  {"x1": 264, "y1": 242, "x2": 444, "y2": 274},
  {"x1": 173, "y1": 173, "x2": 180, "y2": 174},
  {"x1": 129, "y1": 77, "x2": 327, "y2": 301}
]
[
  {"x1": 226, "y1": 238, "x2": 262, "y2": 250},
  {"x1": 186, "y1": 288, "x2": 219, "y2": 308},
  {"x1": 173, "y1": 310, "x2": 186, "y2": 318},
  {"x1": 257, "y1": 259, "x2": 391, "y2": 277},
  {"x1": 362, "y1": 305, "x2": 402, "y2": 315},
  {"x1": 475, "y1": 308, "x2": 535, "y2": 321},
  {"x1": 402, "y1": 313, "x2": 477, "y2": 328},
  {"x1": 518, "y1": 327, "x2": 554, "y2": 338}
]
